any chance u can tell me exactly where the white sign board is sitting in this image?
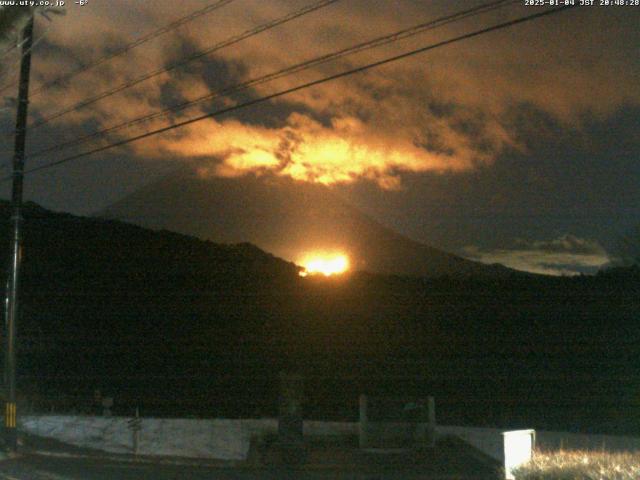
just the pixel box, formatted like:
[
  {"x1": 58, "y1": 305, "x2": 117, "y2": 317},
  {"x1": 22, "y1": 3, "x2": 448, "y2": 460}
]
[{"x1": 502, "y1": 429, "x2": 535, "y2": 480}]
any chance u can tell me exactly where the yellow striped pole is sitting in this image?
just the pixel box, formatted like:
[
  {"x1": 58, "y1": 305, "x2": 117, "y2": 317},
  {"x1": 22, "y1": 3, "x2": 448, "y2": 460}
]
[
  {"x1": 4, "y1": 14, "x2": 35, "y2": 452},
  {"x1": 4, "y1": 402, "x2": 16, "y2": 429}
]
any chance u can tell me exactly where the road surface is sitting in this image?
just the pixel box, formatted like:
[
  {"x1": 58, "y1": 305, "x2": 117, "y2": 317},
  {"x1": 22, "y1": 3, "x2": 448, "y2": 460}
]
[{"x1": 0, "y1": 452, "x2": 498, "y2": 479}]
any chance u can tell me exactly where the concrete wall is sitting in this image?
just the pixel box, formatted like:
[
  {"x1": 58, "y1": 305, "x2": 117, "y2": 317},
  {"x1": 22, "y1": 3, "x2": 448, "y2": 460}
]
[
  {"x1": 19, "y1": 415, "x2": 640, "y2": 462},
  {"x1": 20, "y1": 416, "x2": 359, "y2": 460},
  {"x1": 303, "y1": 420, "x2": 357, "y2": 437},
  {"x1": 21, "y1": 415, "x2": 278, "y2": 460}
]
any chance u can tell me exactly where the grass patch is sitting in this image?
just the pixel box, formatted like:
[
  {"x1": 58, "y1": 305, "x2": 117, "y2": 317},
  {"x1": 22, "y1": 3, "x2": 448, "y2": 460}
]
[{"x1": 513, "y1": 449, "x2": 640, "y2": 479}]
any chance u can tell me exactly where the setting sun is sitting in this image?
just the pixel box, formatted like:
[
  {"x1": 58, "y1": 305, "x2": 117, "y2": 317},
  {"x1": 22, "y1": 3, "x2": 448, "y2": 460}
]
[{"x1": 298, "y1": 253, "x2": 349, "y2": 277}]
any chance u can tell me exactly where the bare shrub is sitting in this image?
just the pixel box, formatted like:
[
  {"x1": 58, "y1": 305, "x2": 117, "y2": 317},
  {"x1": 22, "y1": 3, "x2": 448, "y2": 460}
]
[{"x1": 514, "y1": 450, "x2": 640, "y2": 479}]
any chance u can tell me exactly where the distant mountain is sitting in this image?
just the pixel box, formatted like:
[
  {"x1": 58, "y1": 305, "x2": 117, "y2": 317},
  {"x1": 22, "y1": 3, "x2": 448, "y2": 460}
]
[
  {"x1": 100, "y1": 171, "x2": 510, "y2": 278},
  {"x1": 0, "y1": 201, "x2": 638, "y2": 434}
]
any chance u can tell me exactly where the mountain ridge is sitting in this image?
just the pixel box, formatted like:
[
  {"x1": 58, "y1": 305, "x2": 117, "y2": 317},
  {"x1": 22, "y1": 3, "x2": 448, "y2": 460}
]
[{"x1": 100, "y1": 170, "x2": 514, "y2": 278}]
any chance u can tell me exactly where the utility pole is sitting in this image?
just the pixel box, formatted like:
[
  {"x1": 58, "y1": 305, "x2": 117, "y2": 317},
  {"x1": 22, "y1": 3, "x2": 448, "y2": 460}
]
[{"x1": 4, "y1": 14, "x2": 35, "y2": 452}]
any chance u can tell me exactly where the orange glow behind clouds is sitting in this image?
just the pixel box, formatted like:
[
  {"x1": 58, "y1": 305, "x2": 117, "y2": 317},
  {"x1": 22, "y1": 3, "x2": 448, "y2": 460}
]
[
  {"x1": 162, "y1": 114, "x2": 477, "y2": 190},
  {"x1": 298, "y1": 252, "x2": 349, "y2": 277}
]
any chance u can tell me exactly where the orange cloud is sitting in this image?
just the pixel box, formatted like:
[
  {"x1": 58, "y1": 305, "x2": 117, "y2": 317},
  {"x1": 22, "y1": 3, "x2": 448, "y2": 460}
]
[
  {"x1": 147, "y1": 112, "x2": 484, "y2": 189},
  {"x1": 20, "y1": 0, "x2": 640, "y2": 187}
]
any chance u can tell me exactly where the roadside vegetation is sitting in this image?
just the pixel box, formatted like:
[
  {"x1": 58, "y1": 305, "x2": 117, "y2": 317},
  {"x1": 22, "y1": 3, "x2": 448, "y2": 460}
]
[{"x1": 513, "y1": 450, "x2": 640, "y2": 479}]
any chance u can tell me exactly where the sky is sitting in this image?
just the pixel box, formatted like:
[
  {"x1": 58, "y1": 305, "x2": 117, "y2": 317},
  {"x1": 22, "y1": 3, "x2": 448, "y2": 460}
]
[{"x1": 0, "y1": 0, "x2": 638, "y2": 275}]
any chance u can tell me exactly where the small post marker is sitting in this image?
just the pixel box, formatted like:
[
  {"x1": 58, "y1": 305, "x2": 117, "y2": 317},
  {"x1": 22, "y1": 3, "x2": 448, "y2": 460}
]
[
  {"x1": 359, "y1": 394, "x2": 369, "y2": 449},
  {"x1": 127, "y1": 407, "x2": 142, "y2": 455}
]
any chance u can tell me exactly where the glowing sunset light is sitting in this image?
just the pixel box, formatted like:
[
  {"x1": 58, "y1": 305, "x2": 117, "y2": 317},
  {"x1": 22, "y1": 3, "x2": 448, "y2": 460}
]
[{"x1": 298, "y1": 253, "x2": 349, "y2": 277}]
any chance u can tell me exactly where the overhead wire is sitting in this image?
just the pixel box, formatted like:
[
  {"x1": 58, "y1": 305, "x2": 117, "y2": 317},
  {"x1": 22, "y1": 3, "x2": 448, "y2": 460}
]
[
  {"x1": 0, "y1": 41, "x2": 20, "y2": 60},
  {"x1": 0, "y1": 12, "x2": 52, "y2": 164},
  {"x1": 0, "y1": 13, "x2": 53, "y2": 96},
  {"x1": 0, "y1": 41, "x2": 19, "y2": 64},
  {"x1": 0, "y1": 0, "x2": 236, "y2": 99},
  {"x1": 5, "y1": 4, "x2": 576, "y2": 181},
  {"x1": 0, "y1": 9, "x2": 31, "y2": 64},
  {"x1": 27, "y1": 0, "x2": 340, "y2": 131},
  {"x1": 0, "y1": 2, "x2": 233, "y2": 167},
  {"x1": 28, "y1": 0, "x2": 518, "y2": 160}
]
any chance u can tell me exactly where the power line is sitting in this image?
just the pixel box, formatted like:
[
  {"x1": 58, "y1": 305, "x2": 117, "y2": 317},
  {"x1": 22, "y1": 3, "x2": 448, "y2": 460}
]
[
  {"x1": 27, "y1": 0, "x2": 340, "y2": 131},
  {"x1": 0, "y1": 0, "x2": 235, "y2": 99},
  {"x1": 0, "y1": 9, "x2": 32, "y2": 64},
  {"x1": 8, "y1": 5, "x2": 576, "y2": 180},
  {"x1": 19, "y1": 5, "x2": 575, "y2": 177},
  {"x1": 0, "y1": 13, "x2": 53, "y2": 95},
  {"x1": 0, "y1": 41, "x2": 19, "y2": 63},
  {"x1": 0, "y1": 10, "x2": 65, "y2": 124},
  {"x1": 0, "y1": 12, "x2": 54, "y2": 167},
  {"x1": 28, "y1": 0, "x2": 517, "y2": 160}
]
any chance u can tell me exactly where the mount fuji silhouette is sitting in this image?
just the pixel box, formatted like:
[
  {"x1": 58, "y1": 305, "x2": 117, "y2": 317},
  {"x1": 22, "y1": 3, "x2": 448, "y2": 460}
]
[{"x1": 101, "y1": 171, "x2": 511, "y2": 278}]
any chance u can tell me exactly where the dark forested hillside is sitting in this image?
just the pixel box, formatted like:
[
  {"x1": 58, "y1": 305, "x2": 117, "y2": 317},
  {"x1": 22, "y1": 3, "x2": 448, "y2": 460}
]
[{"x1": 1, "y1": 202, "x2": 639, "y2": 435}]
